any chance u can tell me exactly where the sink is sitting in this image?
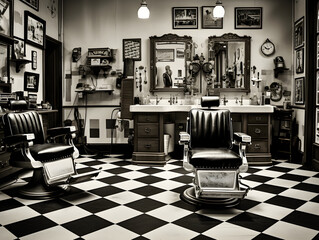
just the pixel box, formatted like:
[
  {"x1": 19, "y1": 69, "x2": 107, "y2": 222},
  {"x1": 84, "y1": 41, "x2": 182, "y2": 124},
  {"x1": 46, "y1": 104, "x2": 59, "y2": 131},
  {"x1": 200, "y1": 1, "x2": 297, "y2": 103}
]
[{"x1": 130, "y1": 104, "x2": 274, "y2": 113}]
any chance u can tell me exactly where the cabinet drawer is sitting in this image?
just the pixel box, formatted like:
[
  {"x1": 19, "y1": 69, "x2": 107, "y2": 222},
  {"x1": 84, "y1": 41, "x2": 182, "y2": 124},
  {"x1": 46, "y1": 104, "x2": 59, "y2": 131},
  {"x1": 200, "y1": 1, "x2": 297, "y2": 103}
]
[
  {"x1": 137, "y1": 139, "x2": 159, "y2": 152},
  {"x1": 247, "y1": 140, "x2": 268, "y2": 153},
  {"x1": 137, "y1": 114, "x2": 158, "y2": 123},
  {"x1": 248, "y1": 114, "x2": 268, "y2": 124},
  {"x1": 247, "y1": 124, "x2": 268, "y2": 138},
  {"x1": 137, "y1": 123, "x2": 159, "y2": 137}
]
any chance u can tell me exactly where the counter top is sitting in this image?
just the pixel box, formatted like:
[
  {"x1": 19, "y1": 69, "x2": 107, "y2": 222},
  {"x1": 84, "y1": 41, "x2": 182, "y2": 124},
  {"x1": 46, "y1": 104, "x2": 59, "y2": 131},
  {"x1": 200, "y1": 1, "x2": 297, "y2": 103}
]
[{"x1": 130, "y1": 104, "x2": 275, "y2": 113}]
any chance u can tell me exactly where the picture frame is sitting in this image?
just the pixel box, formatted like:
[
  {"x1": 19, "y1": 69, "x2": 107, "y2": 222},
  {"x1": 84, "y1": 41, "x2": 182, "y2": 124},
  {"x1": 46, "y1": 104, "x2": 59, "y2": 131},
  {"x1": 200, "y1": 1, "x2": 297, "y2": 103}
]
[
  {"x1": 294, "y1": 17, "x2": 304, "y2": 49},
  {"x1": 294, "y1": 77, "x2": 304, "y2": 105},
  {"x1": 172, "y1": 7, "x2": 198, "y2": 29},
  {"x1": 156, "y1": 49, "x2": 174, "y2": 62},
  {"x1": 24, "y1": 71, "x2": 39, "y2": 92},
  {"x1": 235, "y1": 7, "x2": 262, "y2": 29},
  {"x1": 296, "y1": 47, "x2": 304, "y2": 74},
  {"x1": 123, "y1": 38, "x2": 141, "y2": 61},
  {"x1": 0, "y1": 0, "x2": 13, "y2": 37},
  {"x1": 31, "y1": 50, "x2": 37, "y2": 70},
  {"x1": 201, "y1": 6, "x2": 223, "y2": 29},
  {"x1": 12, "y1": 36, "x2": 26, "y2": 59},
  {"x1": 19, "y1": 0, "x2": 38, "y2": 11},
  {"x1": 24, "y1": 11, "x2": 46, "y2": 49},
  {"x1": 317, "y1": 35, "x2": 319, "y2": 68}
]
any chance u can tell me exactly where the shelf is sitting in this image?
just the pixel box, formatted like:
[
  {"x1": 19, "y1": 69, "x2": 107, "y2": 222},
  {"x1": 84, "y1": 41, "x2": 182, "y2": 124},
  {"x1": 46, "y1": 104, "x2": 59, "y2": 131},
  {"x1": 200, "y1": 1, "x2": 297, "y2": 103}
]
[
  {"x1": 10, "y1": 59, "x2": 32, "y2": 73},
  {"x1": 274, "y1": 67, "x2": 289, "y2": 78},
  {"x1": 75, "y1": 89, "x2": 114, "y2": 95},
  {"x1": 0, "y1": 33, "x2": 15, "y2": 45}
]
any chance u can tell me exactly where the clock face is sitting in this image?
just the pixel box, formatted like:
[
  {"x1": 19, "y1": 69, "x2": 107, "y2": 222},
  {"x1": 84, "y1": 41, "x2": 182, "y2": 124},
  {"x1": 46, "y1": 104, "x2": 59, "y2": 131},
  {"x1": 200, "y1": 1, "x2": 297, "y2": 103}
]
[{"x1": 261, "y1": 39, "x2": 275, "y2": 56}]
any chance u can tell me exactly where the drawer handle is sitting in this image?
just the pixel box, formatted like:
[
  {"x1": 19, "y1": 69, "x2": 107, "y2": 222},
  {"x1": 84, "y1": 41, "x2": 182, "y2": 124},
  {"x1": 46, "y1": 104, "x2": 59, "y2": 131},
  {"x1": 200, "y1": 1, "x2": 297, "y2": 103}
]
[
  {"x1": 255, "y1": 117, "x2": 262, "y2": 121},
  {"x1": 144, "y1": 128, "x2": 151, "y2": 133},
  {"x1": 144, "y1": 144, "x2": 151, "y2": 148},
  {"x1": 254, "y1": 144, "x2": 261, "y2": 149},
  {"x1": 146, "y1": 118, "x2": 150, "y2": 122},
  {"x1": 254, "y1": 128, "x2": 261, "y2": 134}
]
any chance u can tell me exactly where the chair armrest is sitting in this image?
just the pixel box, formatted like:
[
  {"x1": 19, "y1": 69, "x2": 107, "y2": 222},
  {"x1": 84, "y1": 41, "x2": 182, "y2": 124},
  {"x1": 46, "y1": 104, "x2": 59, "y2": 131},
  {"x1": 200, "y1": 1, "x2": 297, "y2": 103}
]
[
  {"x1": 234, "y1": 132, "x2": 251, "y2": 144},
  {"x1": 179, "y1": 132, "x2": 190, "y2": 145},
  {"x1": 4, "y1": 134, "x2": 35, "y2": 147},
  {"x1": 47, "y1": 126, "x2": 77, "y2": 138}
]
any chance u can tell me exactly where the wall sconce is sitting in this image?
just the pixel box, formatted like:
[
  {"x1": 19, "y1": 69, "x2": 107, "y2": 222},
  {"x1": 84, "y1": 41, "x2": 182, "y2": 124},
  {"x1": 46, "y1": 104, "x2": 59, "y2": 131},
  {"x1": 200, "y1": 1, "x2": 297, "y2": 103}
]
[
  {"x1": 138, "y1": 0, "x2": 150, "y2": 19},
  {"x1": 213, "y1": 0, "x2": 225, "y2": 18}
]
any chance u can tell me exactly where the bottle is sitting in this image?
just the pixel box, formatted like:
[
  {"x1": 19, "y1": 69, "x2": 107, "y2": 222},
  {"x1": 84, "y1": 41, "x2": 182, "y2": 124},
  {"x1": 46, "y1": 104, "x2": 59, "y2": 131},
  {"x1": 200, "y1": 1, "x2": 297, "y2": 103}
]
[{"x1": 251, "y1": 94, "x2": 258, "y2": 105}]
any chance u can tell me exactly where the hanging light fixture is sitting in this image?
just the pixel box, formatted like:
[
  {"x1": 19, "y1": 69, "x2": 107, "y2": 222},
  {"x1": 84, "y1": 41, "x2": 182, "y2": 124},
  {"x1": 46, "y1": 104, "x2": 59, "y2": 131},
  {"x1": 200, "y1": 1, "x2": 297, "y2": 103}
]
[
  {"x1": 213, "y1": 0, "x2": 225, "y2": 18},
  {"x1": 138, "y1": 0, "x2": 150, "y2": 19}
]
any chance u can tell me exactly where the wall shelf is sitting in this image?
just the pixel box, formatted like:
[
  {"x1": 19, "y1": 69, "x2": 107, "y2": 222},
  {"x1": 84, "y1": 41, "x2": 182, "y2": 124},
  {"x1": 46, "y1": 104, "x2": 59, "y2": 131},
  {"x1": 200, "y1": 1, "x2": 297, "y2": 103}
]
[
  {"x1": 274, "y1": 67, "x2": 289, "y2": 78},
  {"x1": 75, "y1": 88, "x2": 114, "y2": 95},
  {"x1": 10, "y1": 59, "x2": 32, "y2": 73}
]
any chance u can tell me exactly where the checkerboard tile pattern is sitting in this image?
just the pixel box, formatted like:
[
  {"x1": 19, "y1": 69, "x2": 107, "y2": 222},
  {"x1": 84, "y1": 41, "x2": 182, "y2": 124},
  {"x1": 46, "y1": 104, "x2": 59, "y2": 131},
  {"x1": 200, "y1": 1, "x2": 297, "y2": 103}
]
[{"x1": 0, "y1": 155, "x2": 319, "y2": 240}]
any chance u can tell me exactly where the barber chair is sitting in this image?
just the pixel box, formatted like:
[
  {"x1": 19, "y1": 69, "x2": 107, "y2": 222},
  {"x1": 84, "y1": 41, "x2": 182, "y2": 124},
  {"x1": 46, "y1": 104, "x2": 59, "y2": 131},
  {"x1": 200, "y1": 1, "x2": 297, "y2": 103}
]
[
  {"x1": 2, "y1": 110, "x2": 101, "y2": 199},
  {"x1": 179, "y1": 96, "x2": 251, "y2": 207}
]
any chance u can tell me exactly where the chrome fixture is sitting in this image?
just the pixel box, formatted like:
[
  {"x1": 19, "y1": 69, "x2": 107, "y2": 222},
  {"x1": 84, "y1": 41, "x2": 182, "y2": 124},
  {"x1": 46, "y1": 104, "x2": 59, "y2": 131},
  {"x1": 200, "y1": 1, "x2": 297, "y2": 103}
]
[
  {"x1": 138, "y1": 0, "x2": 150, "y2": 19},
  {"x1": 213, "y1": 0, "x2": 225, "y2": 18}
]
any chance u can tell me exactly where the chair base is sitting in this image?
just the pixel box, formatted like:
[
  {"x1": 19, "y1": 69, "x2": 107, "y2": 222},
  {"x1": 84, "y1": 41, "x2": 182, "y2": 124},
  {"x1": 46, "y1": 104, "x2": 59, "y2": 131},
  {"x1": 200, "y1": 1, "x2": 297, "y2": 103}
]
[
  {"x1": 18, "y1": 169, "x2": 67, "y2": 200},
  {"x1": 181, "y1": 187, "x2": 241, "y2": 208}
]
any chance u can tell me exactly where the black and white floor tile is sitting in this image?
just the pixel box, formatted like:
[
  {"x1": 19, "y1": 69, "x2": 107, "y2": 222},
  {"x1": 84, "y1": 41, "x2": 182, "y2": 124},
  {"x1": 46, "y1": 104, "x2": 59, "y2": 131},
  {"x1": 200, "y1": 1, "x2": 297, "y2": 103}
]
[{"x1": 0, "y1": 155, "x2": 319, "y2": 240}]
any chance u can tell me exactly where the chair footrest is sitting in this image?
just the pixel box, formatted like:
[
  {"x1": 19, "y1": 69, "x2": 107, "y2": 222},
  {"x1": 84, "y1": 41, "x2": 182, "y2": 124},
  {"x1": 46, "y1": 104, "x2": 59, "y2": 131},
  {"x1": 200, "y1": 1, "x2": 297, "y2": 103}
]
[
  {"x1": 198, "y1": 187, "x2": 249, "y2": 199},
  {"x1": 67, "y1": 169, "x2": 101, "y2": 185}
]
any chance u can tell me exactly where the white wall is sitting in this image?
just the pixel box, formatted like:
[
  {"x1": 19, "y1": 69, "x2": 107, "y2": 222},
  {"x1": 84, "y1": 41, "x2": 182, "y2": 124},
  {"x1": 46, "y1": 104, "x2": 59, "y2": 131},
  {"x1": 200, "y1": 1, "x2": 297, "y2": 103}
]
[
  {"x1": 62, "y1": 0, "x2": 293, "y2": 143},
  {"x1": 10, "y1": 0, "x2": 60, "y2": 103}
]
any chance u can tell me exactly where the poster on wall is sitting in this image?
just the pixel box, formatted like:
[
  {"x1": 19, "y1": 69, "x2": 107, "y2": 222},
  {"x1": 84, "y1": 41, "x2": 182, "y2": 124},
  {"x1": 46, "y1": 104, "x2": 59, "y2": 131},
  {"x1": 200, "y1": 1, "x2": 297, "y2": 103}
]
[
  {"x1": 172, "y1": 7, "x2": 198, "y2": 29},
  {"x1": 0, "y1": 0, "x2": 13, "y2": 37},
  {"x1": 201, "y1": 6, "x2": 223, "y2": 29},
  {"x1": 295, "y1": 77, "x2": 304, "y2": 105},
  {"x1": 24, "y1": 11, "x2": 46, "y2": 49},
  {"x1": 123, "y1": 39, "x2": 141, "y2": 61},
  {"x1": 24, "y1": 71, "x2": 39, "y2": 92},
  {"x1": 235, "y1": 7, "x2": 262, "y2": 29},
  {"x1": 19, "y1": 0, "x2": 39, "y2": 11},
  {"x1": 294, "y1": 17, "x2": 304, "y2": 49}
]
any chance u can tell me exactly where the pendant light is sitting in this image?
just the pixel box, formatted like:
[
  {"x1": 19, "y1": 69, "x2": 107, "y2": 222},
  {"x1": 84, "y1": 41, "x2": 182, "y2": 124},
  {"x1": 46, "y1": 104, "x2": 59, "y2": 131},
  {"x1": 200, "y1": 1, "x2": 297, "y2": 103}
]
[
  {"x1": 138, "y1": 0, "x2": 150, "y2": 19},
  {"x1": 213, "y1": 0, "x2": 225, "y2": 18}
]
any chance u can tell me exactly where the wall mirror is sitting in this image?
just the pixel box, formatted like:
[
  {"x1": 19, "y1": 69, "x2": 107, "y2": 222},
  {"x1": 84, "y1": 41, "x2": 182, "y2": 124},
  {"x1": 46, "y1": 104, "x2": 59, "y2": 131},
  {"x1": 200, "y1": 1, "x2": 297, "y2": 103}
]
[
  {"x1": 208, "y1": 33, "x2": 251, "y2": 93},
  {"x1": 150, "y1": 34, "x2": 192, "y2": 92}
]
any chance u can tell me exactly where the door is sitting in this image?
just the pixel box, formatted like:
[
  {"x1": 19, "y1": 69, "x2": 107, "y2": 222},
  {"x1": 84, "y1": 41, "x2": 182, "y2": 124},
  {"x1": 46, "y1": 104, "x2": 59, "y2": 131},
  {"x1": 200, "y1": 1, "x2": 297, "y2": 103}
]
[{"x1": 44, "y1": 36, "x2": 62, "y2": 127}]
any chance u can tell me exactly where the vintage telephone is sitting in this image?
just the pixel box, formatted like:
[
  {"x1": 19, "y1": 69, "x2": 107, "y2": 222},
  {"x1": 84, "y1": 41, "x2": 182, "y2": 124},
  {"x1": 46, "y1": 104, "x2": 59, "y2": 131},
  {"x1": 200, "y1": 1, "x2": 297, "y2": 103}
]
[{"x1": 72, "y1": 47, "x2": 81, "y2": 62}]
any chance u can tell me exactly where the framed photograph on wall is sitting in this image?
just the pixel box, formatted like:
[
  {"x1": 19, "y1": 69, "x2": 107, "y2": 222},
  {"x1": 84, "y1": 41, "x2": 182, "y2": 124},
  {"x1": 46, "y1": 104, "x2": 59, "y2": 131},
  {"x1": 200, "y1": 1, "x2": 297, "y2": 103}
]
[
  {"x1": 19, "y1": 0, "x2": 38, "y2": 11},
  {"x1": 235, "y1": 7, "x2": 262, "y2": 29},
  {"x1": 123, "y1": 38, "x2": 141, "y2": 61},
  {"x1": 295, "y1": 77, "x2": 304, "y2": 105},
  {"x1": 0, "y1": 0, "x2": 13, "y2": 37},
  {"x1": 24, "y1": 11, "x2": 46, "y2": 49},
  {"x1": 12, "y1": 36, "x2": 26, "y2": 59},
  {"x1": 24, "y1": 71, "x2": 39, "y2": 92},
  {"x1": 202, "y1": 6, "x2": 223, "y2": 29},
  {"x1": 31, "y1": 50, "x2": 37, "y2": 70},
  {"x1": 296, "y1": 47, "x2": 304, "y2": 74},
  {"x1": 172, "y1": 7, "x2": 198, "y2": 29},
  {"x1": 156, "y1": 49, "x2": 174, "y2": 62},
  {"x1": 294, "y1": 17, "x2": 304, "y2": 49}
]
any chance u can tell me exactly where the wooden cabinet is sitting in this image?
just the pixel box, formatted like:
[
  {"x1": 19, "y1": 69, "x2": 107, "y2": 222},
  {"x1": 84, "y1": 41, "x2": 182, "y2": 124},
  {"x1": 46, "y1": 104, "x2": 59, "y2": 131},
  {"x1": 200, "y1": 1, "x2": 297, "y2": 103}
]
[
  {"x1": 233, "y1": 113, "x2": 272, "y2": 165},
  {"x1": 132, "y1": 113, "x2": 166, "y2": 165}
]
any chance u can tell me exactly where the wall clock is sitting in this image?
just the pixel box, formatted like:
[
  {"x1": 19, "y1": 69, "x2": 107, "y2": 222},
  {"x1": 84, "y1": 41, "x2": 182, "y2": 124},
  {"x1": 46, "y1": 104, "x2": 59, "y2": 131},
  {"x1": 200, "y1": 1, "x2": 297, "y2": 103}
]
[{"x1": 261, "y1": 38, "x2": 275, "y2": 56}]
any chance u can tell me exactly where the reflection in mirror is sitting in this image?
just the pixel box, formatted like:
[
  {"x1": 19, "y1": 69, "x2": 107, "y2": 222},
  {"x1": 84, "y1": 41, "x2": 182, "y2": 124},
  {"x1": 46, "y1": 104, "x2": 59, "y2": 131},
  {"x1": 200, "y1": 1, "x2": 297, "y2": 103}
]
[
  {"x1": 150, "y1": 34, "x2": 192, "y2": 92},
  {"x1": 208, "y1": 33, "x2": 251, "y2": 93}
]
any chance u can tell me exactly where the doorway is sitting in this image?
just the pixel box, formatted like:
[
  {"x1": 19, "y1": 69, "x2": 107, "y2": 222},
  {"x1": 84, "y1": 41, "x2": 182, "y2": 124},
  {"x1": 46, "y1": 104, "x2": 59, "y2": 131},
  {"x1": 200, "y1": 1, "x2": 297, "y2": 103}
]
[{"x1": 44, "y1": 36, "x2": 62, "y2": 127}]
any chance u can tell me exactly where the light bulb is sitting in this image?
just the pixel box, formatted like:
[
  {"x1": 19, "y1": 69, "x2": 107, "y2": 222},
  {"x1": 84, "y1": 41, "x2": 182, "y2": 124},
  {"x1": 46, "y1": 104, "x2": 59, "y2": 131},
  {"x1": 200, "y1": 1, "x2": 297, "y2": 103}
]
[
  {"x1": 138, "y1": 1, "x2": 150, "y2": 19},
  {"x1": 213, "y1": 1, "x2": 225, "y2": 18}
]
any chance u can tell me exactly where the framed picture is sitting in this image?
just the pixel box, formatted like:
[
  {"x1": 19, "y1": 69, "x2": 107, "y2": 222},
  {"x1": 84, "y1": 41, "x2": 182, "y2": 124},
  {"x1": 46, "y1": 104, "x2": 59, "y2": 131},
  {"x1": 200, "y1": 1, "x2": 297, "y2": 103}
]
[
  {"x1": 317, "y1": 35, "x2": 319, "y2": 68},
  {"x1": 19, "y1": 0, "x2": 38, "y2": 11},
  {"x1": 12, "y1": 36, "x2": 25, "y2": 59},
  {"x1": 123, "y1": 38, "x2": 141, "y2": 61},
  {"x1": 202, "y1": 6, "x2": 223, "y2": 29},
  {"x1": 295, "y1": 77, "x2": 304, "y2": 105},
  {"x1": 24, "y1": 71, "x2": 39, "y2": 92},
  {"x1": 24, "y1": 11, "x2": 46, "y2": 49},
  {"x1": 0, "y1": 44, "x2": 10, "y2": 82},
  {"x1": 235, "y1": 7, "x2": 262, "y2": 29},
  {"x1": 0, "y1": 0, "x2": 13, "y2": 37},
  {"x1": 31, "y1": 50, "x2": 37, "y2": 70},
  {"x1": 294, "y1": 17, "x2": 304, "y2": 49},
  {"x1": 172, "y1": 7, "x2": 198, "y2": 29},
  {"x1": 156, "y1": 49, "x2": 174, "y2": 62},
  {"x1": 296, "y1": 47, "x2": 304, "y2": 74}
]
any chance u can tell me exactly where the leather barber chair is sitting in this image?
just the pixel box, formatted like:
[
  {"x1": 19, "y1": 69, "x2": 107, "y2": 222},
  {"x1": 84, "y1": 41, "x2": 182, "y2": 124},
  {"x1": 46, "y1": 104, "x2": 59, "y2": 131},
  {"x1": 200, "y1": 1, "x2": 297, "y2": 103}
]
[
  {"x1": 2, "y1": 110, "x2": 101, "y2": 199},
  {"x1": 179, "y1": 96, "x2": 251, "y2": 207}
]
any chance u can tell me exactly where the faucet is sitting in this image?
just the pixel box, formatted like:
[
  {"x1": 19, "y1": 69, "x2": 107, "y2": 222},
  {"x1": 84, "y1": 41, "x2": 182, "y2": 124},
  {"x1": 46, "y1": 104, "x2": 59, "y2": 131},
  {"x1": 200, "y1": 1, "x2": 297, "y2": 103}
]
[
  {"x1": 239, "y1": 95, "x2": 244, "y2": 105},
  {"x1": 223, "y1": 95, "x2": 228, "y2": 106},
  {"x1": 155, "y1": 95, "x2": 162, "y2": 105},
  {"x1": 235, "y1": 97, "x2": 238, "y2": 104},
  {"x1": 168, "y1": 95, "x2": 175, "y2": 105}
]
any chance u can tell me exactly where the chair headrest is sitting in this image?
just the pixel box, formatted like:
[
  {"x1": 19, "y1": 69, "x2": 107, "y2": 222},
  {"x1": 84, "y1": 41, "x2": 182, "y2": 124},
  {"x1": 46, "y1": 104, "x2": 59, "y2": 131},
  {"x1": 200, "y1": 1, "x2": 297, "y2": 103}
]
[
  {"x1": 201, "y1": 96, "x2": 220, "y2": 107},
  {"x1": 8, "y1": 100, "x2": 28, "y2": 111}
]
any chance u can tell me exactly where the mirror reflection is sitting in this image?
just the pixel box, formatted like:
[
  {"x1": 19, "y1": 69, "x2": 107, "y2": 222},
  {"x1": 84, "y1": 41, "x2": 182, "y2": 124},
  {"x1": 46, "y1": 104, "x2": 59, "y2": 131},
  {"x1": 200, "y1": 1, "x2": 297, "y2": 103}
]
[
  {"x1": 208, "y1": 33, "x2": 251, "y2": 93},
  {"x1": 150, "y1": 34, "x2": 192, "y2": 92}
]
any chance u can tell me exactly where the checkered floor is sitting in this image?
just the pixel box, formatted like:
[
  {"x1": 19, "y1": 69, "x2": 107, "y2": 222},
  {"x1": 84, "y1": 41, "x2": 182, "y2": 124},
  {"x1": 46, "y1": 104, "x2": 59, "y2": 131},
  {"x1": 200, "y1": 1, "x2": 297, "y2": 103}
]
[{"x1": 0, "y1": 155, "x2": 319, "y2": 240}]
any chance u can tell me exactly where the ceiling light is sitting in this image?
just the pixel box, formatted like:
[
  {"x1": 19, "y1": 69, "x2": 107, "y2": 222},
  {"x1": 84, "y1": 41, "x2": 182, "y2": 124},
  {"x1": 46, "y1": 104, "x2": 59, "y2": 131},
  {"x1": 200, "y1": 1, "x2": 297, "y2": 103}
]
[
  {"x1": 213, "y1": 0, "x2": 225, "y2": 18},
  {"x1": 138, "y1": 0, "x2": 150, "y2": 19}
]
